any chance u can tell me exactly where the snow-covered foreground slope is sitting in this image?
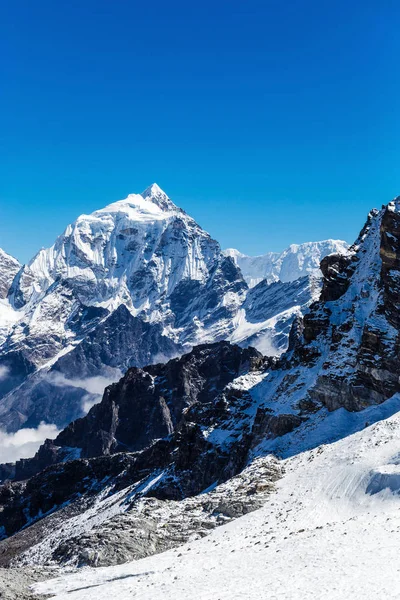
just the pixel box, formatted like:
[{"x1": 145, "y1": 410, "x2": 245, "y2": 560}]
[
  {"x1": 226, "y1": 239, "x2": 349, "y2": 287},
  {"x1": 34, "y1": 403, "x2": 400, "y2": 600}
]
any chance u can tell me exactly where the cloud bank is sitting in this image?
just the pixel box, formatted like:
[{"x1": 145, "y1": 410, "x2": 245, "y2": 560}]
[
  {"x1": 48, "y1": 371, "x2": 123, "y2": 414},
  {"x1": 0, "y1": 422, "x2": 60, "y2": 463},
  {"x1": 0, "y1": 365, "x2": 10, "y2": 381}
]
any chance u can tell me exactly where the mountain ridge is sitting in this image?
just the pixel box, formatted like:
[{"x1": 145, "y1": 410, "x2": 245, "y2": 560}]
[{"x1": 225, "y1": 239, "x2": 349, "y2": 287}]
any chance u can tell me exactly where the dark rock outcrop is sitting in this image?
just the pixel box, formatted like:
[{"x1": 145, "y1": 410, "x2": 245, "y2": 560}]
[
  {"x1": 0, "y1": 343, "x2": 268, "y2": 539},
  {"x1": 2, "y1": 342, "x2": 264, "y2": 485},
  {"x1": 56, "y1": 341, "x2": 262, "y2": 459},
  {"x1": 320, "y1": 253, "x2": 353, "y2": 302},
  {"x1": 0, "y1": 463, "x2": 15, "y2": 484},
  {"x1": 288, "y1": 200, "x2": 400, "y2": 412}
]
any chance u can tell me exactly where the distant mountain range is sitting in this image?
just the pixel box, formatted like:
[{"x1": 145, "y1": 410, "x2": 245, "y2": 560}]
[{"x1": 224, "y1": 239, "x2": 349, "y2": 288}]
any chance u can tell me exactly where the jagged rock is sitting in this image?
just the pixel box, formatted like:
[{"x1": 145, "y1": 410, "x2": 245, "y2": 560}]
[
  {"x1": 55, "y1": 342, "x2": 262, "y2": 459},
  {"x1": 286, "y1": 199, "x2": 400, "y2": 412},
  {"x1": 319, "y1": 253, "x2": 353, "y2": 302},
  {"x1": 0, "y1": 342, "x2": 275, "y2": 543},
  {"x1": 252, "y1": 409, "x2": 304, "y2": 442},
  {"x1": 0, "y1": 462, "x2": 15, "y2": 484},
  {"x1": 287, "y1": 314, "x2": 304, "y2": 352}
]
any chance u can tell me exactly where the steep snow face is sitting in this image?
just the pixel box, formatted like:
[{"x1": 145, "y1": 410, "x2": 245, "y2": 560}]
[
  {"x1": 0, "y1": 249, "x2": 20, "y2": 299},
  {"x1": 22, "y1": 184, "x2": 230, "y2": 316},
  {"x1": 225, "y1": 239, "x2": 349, "y2": 287},
  {"x1": 3, "y1": 183, "x2": 248, "y2": 360}
]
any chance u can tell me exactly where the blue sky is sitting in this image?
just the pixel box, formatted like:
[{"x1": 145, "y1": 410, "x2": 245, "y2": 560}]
[{"x1": 1, "y1": 0, "x2": 399, "y2": 263}]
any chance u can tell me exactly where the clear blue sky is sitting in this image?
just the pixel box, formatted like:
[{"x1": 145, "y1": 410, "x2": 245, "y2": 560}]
[{"x1": 1, "y1": 0, "x2": 399, "y2": 263}]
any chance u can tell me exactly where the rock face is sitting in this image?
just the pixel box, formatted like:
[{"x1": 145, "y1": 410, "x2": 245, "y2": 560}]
[
  {"x1": 270, "y1": 197, "x2": 400, "y2": 414},
  {"x1": 225, "y1": 240, "x2": 349, "y2": 288},
  {"x1": 0, "y1": 342, "x2": 273, "y2": 544},
  {"x1": 9, "y1": 342, "x2": 263, "y2": 480}
]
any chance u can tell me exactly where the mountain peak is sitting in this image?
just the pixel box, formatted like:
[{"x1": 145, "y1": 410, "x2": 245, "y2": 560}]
[
  {"x1": 141, "y1": 183, "x2": 166, "y2": 199},
  {"x1": 138, "y1": 183, "x2": 179, "y2": 212}
]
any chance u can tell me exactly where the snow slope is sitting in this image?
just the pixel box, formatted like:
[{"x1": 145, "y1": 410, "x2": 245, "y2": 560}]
[
  {"x1": 34, "y1": 400, "x2": 400, "y2": 600},
  {"x1": 225, "y1": 239, "x2": 349, "y2": 287}
]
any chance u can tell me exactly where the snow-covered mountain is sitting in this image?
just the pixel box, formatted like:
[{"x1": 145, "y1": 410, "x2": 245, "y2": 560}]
[
  {"x1": 2, "y1": 195, "x2": 400, "y2": 599},
  {"x1": 0, "y1": 185, "x2": 249, "y2": 431},
  {"x1": 0, "y1": 186, "x2": 348, "y2": 434},
  {"x1": 225, "y1": 239, "x2": 349, "y2": 287}
]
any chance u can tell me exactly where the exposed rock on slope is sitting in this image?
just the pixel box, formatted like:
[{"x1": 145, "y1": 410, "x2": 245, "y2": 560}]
[
  {"x1": 239, "y1": 197, "x2": 400, "y2": 438},
  {"x1": 55, "y1": 341, "x2": 263, "y2": 459},
  {"x1": 0, "y1": 455, "x2": 280, "y2": 570},
  {"x1": 0, "y1": 343, "x2": 268, "y2": 538}
]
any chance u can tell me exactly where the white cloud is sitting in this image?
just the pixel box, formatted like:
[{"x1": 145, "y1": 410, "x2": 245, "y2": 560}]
[
  {"x1": 48, "y1": 371, "x2": 122, "y2": 414},
  {"x1": 81, "y1": 392, "x2": 101, "y2": 413},
  {"x1": 0, "y1": 365, "x2": 9, "y2": 381},
  {"x1": 0, "y1": 422, "x2": 60, "y2": 463}
]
